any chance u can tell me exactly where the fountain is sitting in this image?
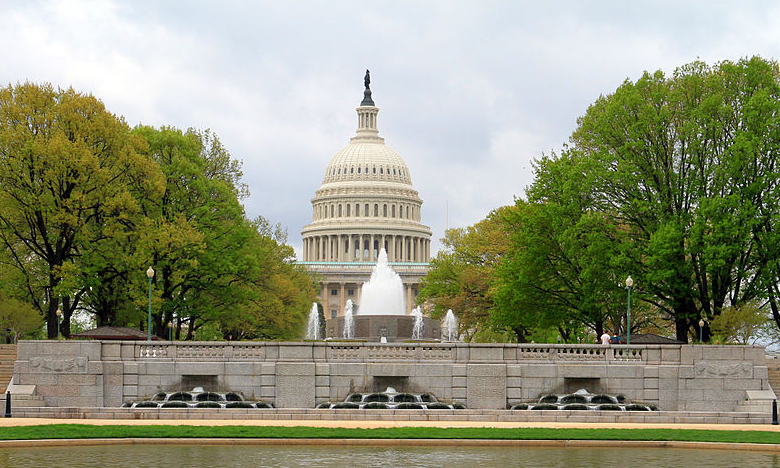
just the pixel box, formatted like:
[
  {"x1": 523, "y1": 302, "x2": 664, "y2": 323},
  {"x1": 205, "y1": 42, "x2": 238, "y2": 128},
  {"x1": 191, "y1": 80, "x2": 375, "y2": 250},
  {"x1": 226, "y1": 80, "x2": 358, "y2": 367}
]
[
  {"x1": 510, "y1": 389, "x2": 658, "y2": 411},
  {"x1": 316, "y1": 387, "x2": 465, "y2": 409},
  {"x1": 442, "y1": 309, "x2": 458, "y2": 341},
  {"x1": 325, "y1": 248, "x2": 440, "y2": 341},
  {"x1": 122, "y1": 387, "x2": 274, "y2": 409},
  {"x1": 411, "y1": 306, "x2": 424, "y2": 340},
  {"x1": 306, "y1": 302, "x2": 320, "y2": 340},
  {"x1": 342, "y1": 299, "x2": 355, "y2": 339},
  {"x1": 358, "y1": 249, "x2": 405, "y2": 315}
]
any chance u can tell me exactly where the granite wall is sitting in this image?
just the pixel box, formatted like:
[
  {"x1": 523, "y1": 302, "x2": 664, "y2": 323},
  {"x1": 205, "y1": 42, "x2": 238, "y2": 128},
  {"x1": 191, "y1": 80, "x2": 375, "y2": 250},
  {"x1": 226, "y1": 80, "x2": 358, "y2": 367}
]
[{"x1": 12, "y1": 341, "x2": 770, "y2": 411}]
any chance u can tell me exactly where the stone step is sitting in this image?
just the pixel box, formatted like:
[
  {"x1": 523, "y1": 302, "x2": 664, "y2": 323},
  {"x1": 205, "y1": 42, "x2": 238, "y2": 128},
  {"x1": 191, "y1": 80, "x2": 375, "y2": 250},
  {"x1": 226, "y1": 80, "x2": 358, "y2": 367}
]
[{"x1": 0, "y1": 395, "x2": 45, "y2": 408}]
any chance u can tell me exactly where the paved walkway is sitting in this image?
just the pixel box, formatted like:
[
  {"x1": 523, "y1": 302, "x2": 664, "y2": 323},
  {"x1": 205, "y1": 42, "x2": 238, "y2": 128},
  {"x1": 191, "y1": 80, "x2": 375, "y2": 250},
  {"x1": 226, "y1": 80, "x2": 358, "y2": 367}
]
[{"x1": 1, "y1": 418, "x2": 779, "y2": 431}]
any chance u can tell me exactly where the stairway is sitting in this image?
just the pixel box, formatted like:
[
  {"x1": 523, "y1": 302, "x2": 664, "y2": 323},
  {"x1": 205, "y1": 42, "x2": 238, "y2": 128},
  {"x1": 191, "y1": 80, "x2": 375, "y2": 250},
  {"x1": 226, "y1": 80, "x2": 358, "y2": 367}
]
[{"x1": 0, "y1": 344, "x2": 16, "y2": 391}]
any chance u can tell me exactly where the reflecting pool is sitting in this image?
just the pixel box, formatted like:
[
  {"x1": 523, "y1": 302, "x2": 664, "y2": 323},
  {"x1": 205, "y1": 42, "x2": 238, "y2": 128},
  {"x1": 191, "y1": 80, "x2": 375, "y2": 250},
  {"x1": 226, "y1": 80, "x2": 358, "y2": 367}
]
[{"x1": 1, "y1": 444, "x2": 778, "y2": 467}]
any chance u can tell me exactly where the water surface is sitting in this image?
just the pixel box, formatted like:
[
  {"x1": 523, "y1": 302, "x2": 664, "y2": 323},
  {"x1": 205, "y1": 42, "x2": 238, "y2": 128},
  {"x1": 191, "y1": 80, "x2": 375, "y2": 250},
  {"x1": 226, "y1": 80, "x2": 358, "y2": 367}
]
[{"x1": 1, "y1": 444, "x2": 778, "y2": 467}]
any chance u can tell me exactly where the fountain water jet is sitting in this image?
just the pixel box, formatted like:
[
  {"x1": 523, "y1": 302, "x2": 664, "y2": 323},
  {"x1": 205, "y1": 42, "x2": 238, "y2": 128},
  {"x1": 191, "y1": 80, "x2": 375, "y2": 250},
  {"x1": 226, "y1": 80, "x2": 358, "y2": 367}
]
[
  {"x1": 324, "y1": 249, "x2": 440, "y2": 341},
  {"x1": 359, "y1": 249, "x2": 405, "y2": 315},
  {"x1": 411, "y1": 306, "x2": 424, "y2": 340},
  {"x1": 306, "y1": 302, "x2": 320, "y2": 340},
  {"x1": 342, "y1": 299, "x2": 355, "y2": 339},
  {"x1": 443, "y1": 309, "x2": 458, "y2": 341}
]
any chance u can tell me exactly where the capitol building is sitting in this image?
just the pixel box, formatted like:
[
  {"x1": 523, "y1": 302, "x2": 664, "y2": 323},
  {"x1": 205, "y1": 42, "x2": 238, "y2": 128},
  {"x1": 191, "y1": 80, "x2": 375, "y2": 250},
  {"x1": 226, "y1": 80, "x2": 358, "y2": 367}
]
[{"x1": 300, "y1": 72, "x2": 432, "y2": 318}]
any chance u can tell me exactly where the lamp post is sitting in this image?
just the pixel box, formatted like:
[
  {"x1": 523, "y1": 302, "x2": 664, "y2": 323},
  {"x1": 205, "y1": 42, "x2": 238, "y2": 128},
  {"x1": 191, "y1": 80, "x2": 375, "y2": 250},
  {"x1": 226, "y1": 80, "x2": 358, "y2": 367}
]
[
  {"x1": 699, "y1": 318, "x2": 705, "y2": 343},
  {"x1": 146, "y1": 266, "x2": 155, "y2": 342},
  {"x1": 55, "y1": 308, "x2": 61, "y2": 339},
  {"x1": 625, "y1": 276, "x2": 633, "y2": 345},
  {"x1": 167, "y1": 321, "x2": 172, "y2": 341}
]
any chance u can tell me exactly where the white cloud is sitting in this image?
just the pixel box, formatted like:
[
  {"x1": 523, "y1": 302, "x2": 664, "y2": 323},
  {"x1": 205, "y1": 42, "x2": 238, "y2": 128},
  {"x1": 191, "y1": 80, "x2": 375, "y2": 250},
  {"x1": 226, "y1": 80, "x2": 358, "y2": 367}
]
[{"x1": 3, "y1": 0, "x2": 780, "y2": 258}]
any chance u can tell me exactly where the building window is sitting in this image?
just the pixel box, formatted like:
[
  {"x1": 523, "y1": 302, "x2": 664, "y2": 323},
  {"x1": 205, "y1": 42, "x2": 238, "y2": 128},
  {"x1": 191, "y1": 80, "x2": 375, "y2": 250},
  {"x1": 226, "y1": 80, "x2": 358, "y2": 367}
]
[
  {"x1": 358, "y1": 167, "x2": 361, "y2": 173},
  {"x1": 348, "y1": 289, "x2": 354, "y2": 296},
  {"x1": 374, "y1": 204, "x2": 378, "y2": 217},
  {"x1": 346, "y1": 204, "x2": 350, "y2": 216},
  {"x1": 392, "y1": 205, "x2": 396, "y2": 217},
  {"x1": 365, "y1": 204, "x2": 369, "y2": 217},
  {"x1": 330, "y1": 205, "x2": 334, "y2": 217},
  {"x1": 383, "y1": 204, "x2": 387, "y2": 217},
  {"x1": 331, "y1": 310, "x2": 337, "y2": 318},
  {"x1": 331, "y1": 289, "x2": 338, "y2": 295},
  {"x1": 355, "y1": 204, "x2": 359, "y2": 216}
]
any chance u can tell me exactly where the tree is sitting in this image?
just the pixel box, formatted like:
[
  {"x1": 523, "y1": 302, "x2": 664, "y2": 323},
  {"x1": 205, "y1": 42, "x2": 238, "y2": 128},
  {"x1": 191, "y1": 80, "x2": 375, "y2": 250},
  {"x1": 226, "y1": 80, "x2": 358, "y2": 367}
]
[
  {"x1": 129, "y1": 126, "x2": 317, "y2": 340},
  {"x1": 709, "y1": 302, "x2": 768, "y2": 345},
  {"x1": 418, "y1": 206, "x2": 514, "y2": 341},
  {"x1": 0, "y1": 298, "x2": 43, "y2": 342},
  {"x1": 0, "y1": 82, "x2": 162, "y2": 338},
  {"x1": 527, "y1": 57, "x2": 780, "y2": 342}
]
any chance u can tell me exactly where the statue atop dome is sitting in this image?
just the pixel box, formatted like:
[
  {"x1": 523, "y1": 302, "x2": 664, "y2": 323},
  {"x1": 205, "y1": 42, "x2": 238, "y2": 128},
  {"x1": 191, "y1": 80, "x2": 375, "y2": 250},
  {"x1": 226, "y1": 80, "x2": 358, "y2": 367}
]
[{"x1": 361, "y1": 69, "x2": 375, "y2": 106}]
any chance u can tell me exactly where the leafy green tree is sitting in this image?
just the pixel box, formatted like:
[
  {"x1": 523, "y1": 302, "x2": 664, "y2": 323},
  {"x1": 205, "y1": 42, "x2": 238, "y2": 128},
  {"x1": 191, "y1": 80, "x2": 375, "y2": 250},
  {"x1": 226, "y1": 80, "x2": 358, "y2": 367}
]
[
  {"x1": 418, "y1": 206, "x2": 516, "y2": 341},
  {"x1": 520, "y1": 57, "x2": 780, "y2": 342},
  {"x1": 0, "y1": 297, "x2": 43, "y2": 342},
  {"x1": 709, "y1": 302, "x2": 768, "y2": 345},
  {"x1": 0, "y1": 82, "x2": 162, "y2": 338}
]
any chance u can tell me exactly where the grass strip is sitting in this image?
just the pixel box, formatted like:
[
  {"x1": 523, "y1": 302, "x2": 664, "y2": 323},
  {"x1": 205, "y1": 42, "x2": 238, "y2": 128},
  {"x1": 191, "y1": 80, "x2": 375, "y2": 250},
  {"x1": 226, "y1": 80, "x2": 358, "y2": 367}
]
[{"x1": 1, "y1": 425, "x2": 780, "y2": 444}]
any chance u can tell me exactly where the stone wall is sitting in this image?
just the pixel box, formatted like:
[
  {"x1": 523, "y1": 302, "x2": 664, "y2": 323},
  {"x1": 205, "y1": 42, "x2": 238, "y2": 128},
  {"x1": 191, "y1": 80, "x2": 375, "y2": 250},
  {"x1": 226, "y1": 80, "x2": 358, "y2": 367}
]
[{"x1": 12, "y1": 341, "x2": 770, "y2": 411}]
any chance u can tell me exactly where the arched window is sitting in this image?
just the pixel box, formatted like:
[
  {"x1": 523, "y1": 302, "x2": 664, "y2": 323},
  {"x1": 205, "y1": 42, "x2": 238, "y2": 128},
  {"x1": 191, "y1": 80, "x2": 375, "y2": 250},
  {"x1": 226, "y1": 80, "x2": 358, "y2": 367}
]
[
  {"x1": 391, "y1": 205, "x2": 396, "y2": 217},
  {"x1": 380, "y1": 167, "x2": 383, "y2": 174},
  {"x1": 355, "y1": 204, "x2": 359, "y2": 216},
  {"x1": 383, "y1": 204, "x2": 387, "y2": 217},
  {"x1": 330, "y1": 205, "x2": 334, "y2": 217},
  {"x1": 338, "y1": 204, "x2": 342, "y2": 217},
  {"x1": 374, "y1": 204, "x2": 378, "y2": 217},
  {"x1": 346, "y1": 204, "x2": 351, "y2": 216},
  {"x1": 365, "y1": 204, "x2": 369, "y2": 217},
  {"x1": 406, "y1": 206, "x2": 410, "y2": 219},
  {"x1": 358, "y1": 167, "x2": 361, "y2": 174},
  {"x1": 350, "y1": 167, "x2": 354, "y2": 174},
  {"x1": 372, "y1": 166, "x2": 376, "y2": 174}
]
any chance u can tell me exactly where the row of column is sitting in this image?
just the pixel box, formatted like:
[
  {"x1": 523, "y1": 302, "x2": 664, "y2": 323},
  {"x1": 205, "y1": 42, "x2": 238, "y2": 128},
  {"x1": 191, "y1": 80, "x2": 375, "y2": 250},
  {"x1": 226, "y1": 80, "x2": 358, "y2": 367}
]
[{"x1": 304, "y1": 234, "x2": 430, "y2": 263}]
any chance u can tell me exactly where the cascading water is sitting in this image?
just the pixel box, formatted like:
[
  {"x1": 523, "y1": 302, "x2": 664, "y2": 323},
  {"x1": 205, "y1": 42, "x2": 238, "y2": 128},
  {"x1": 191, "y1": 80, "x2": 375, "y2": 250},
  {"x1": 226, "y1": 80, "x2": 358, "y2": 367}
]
[
  {"x1": 411, "y1": 306, "x2": 424, "y2": 340},
  {"x1": 359, "y1": 248, "x2": 405, "y2": 315},
  {"x1": 342, "y1": 299, "x2": 355, "y2": 339},
  {"x1": 316, "y1": 387, "x2": 466, "y2": 409},
  {"x1": 443, "y1": 309, "x2": 458, "y2": 341},
  {"x1": 306, "y1": 302, "x2": 320, "y2": 340}
]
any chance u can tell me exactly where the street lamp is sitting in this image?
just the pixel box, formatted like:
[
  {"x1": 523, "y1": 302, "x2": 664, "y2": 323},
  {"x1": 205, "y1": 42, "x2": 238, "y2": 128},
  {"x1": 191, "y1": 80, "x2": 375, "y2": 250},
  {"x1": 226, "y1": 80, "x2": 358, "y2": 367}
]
[
  {"x1": 146, "y1": 266, "x2": 155, "y2": 342},
  {"x1": 167, "y1": 321, "x2": 172, "y2": 341},
  {"x1": 625, "y1": 276, "x2": 633, "y2": 345},
  {"x1": 55, "y1": 308, "x2": 61, "y2": 339},
  {"x1": 699, "y1": 318, "x2": 705, "y2": 343}
]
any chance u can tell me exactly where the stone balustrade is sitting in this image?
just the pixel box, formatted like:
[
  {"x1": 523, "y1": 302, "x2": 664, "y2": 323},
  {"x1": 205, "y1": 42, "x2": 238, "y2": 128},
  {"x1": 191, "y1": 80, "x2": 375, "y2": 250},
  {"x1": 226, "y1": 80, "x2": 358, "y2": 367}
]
[{"x1": 11, "y1": 340, "x2": 770, "y2": 412}]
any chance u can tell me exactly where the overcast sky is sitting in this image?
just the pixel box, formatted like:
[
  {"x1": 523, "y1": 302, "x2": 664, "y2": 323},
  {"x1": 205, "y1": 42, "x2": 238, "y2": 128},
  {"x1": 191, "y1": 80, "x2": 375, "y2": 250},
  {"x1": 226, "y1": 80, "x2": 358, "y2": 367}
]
[{"x1": 3, "y1": 0, "x2": 780, "y2": 258}]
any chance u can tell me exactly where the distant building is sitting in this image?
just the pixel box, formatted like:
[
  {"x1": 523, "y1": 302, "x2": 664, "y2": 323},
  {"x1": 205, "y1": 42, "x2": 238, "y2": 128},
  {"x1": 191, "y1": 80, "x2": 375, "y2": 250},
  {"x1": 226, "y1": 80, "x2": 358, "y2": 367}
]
[{"x1": 300, "y1": 73, "x2": 432, "y2": 318}]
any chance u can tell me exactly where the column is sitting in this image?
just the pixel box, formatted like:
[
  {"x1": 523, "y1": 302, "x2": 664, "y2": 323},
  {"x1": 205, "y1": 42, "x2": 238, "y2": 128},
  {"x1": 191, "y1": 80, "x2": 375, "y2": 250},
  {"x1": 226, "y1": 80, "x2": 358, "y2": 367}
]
[
  {"x1": 370, "y1": 234, "x2": 376, "y2": 261},
  {"x1": 358, "y1": 234, "x2": 364, "y2": 261},
  {"x1": 348, "y1": 234, "x2": 354, "y2": 261},
  {"x1": 406, "y1": 283, "x2": 413, "y2": 314},
  {"x1": 389, "y1": 234, "x2": 395, "y2": 261},
  {"x1": 321, "y1": 282, "x2": 328, "y2": 310},
  {"x1": 339, "y1": 283, "x2": 345, "y2": 316}
]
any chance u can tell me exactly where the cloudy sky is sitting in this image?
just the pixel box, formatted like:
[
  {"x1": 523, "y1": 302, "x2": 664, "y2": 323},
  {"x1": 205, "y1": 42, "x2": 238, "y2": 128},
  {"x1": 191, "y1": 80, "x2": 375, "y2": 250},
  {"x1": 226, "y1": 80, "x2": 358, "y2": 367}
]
[{"x1": 3, "y1": 0, "x2": 780, "y2": 257}]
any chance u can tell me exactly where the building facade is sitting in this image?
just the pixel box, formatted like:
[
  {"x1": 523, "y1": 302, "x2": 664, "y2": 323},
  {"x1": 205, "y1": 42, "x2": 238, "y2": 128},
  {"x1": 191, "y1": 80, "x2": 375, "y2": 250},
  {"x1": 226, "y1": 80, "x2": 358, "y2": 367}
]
[{"x1": 300, "y1": 74, "x2": 432, "y2": 318}]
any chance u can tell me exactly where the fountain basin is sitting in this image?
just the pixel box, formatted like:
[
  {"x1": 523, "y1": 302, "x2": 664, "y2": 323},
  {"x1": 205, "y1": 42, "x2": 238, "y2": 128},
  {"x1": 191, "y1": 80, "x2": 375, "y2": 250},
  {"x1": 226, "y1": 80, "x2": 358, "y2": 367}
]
[{"x1": 326, "y1": 315, "x2": 440, "y2": 341}]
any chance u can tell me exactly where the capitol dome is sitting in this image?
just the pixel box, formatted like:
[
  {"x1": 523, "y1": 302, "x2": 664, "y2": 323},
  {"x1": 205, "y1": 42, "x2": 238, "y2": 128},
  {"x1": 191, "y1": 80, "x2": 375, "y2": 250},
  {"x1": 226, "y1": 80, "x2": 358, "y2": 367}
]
[{"x1": 301, "y1": 71, "x2": 431, "y2": 318}]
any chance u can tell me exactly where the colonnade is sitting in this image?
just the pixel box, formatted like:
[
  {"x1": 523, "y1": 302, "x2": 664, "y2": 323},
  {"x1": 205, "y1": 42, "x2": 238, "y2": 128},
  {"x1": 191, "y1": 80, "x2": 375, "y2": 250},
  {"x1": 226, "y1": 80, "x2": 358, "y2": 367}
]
[{"x1": 303, "y1": 233, "x2": 430, "y2": 263}]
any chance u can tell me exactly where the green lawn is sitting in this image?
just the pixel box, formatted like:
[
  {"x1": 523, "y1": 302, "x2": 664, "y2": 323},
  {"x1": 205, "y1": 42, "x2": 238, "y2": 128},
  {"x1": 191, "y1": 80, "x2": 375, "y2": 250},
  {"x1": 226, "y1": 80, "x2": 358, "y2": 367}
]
[{"x1": 0, "y1": 425, "x2": 779, "y2": 444}]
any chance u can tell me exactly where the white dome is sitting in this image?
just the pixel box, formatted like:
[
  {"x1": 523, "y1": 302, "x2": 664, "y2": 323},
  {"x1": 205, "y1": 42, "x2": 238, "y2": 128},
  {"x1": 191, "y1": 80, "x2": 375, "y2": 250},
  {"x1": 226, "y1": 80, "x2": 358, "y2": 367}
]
[{"x1": 322, "y1": 142, "x2": 412, "y2": 185}]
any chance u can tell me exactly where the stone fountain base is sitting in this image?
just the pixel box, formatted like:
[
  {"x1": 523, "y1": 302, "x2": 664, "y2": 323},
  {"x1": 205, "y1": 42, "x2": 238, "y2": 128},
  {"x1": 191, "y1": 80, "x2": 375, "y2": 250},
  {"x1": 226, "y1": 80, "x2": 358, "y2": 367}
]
[{"x1": 326, "y1": 315, "x2": 440, "y2": 341}]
